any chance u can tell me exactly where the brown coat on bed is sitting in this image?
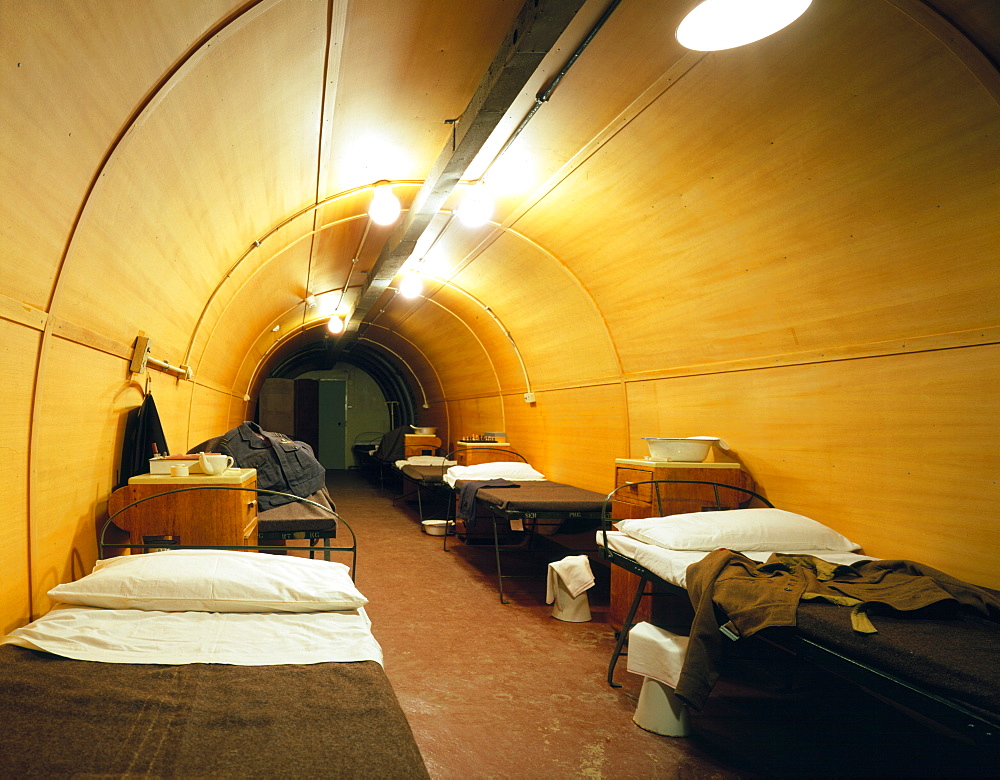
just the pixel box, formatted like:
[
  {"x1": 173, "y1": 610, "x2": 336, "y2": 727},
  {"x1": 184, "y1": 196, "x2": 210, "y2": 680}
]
[{"x1": 675, "y1": 550, "x2": 1000, "y2": 710}]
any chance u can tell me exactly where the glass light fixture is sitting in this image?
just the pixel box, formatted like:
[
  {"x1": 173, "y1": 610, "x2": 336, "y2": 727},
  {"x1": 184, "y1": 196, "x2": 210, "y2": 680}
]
[
  {"x1": 327, "y1": 316, "x2": 344, "y2": 335},
  {"x1": 676, "y1": 0, "x2": 811, "y2": 52},
  {"x1": 455, "y1": 182, "x2": 494, "y2": 228},
  {"x1": 368, "y1": 181, "x2": 401, "y2": 225},
  {"x1": 399, "y1": 274, "x2": 422, "y2": 299}
]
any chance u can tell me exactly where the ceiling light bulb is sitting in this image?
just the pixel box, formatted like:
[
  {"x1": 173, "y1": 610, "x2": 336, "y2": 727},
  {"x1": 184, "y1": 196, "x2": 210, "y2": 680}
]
[
  {"x1": 327, "y1": 316, "x2": 344, "y2": 335},
  {"x1": 368, "y1": 181, "x2": 401, "y2": 225},
  {"x1": 399, "y1": 275, "x2": 422, "y2": 299},
  {"x1": 456, "y1": 183, "x2": 493, "y2": 228},
  {"x1": 676, "y1": 0, "x2": 811, "y2": 52}
]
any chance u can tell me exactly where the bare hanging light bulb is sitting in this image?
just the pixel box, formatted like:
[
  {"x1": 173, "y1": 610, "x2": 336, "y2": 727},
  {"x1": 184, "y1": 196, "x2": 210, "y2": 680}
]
[
  {"x1": 399, "y1": 274, "x2": 423, "y2": 299},
  {"x1": 368, "y1": 180, "x2": 401, "y2": 225},
  {"x1": 456, "y1": 182, "x2": 494, "y2": 228},
  {"x1": 327, "y1": 316, "x2": 344, "y2": 335},
  {"x1": 676, "y1": 0, "x2": 812, "y2": 52}
]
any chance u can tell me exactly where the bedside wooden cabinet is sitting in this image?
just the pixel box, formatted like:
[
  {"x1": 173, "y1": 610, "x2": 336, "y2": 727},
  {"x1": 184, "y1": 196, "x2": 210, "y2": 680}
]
[
  {"x1": 404, "y1": 434, "x2": 441, "y2": 458},
  {"x1": 110, "y1": 468, "x2": 259, "y2": 552},
  {"x1": 608, "y1": 460, "x2": 754, "y2": 633},
  {"x1": 453, "y1": 441, "x2": 516, "y2": 466}
]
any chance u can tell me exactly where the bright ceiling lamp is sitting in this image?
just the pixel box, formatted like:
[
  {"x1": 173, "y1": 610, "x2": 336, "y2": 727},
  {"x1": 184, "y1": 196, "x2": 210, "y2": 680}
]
[
  {"x1": 399, "y1": 274, "x2": 423, "y2": 299},
  {"x1": 456, "y1": 182, "x2": 494, "y2": 228},
  {"x1": 368, "y1": 180, "x2": 401, "y2": 225},
  {"x1": 676, "y1": 0, "x2": 811, "y2": 52},
  {"x1": 327, "y1": 316, "x2": 344, "y2": 335}
]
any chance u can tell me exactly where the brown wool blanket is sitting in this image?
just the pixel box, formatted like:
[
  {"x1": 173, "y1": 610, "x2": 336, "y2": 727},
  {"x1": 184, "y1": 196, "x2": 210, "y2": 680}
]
[{"x1": 0, "y1": 645, "x2": 428, "y2": 778}]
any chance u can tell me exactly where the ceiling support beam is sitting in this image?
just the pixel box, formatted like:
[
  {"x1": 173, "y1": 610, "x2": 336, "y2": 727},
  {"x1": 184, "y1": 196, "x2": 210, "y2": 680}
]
[{"x1": 342, "y1": 0, "x2": 588, "y2": 342}]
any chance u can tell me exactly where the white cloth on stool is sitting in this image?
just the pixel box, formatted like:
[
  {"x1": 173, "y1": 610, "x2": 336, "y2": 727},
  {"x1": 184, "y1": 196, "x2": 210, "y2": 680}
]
[
  {"x1": 626, "y1": 622, "x2": 690, "y2": 689},
  {"x1": 545, "y1": 555, "x2": 595, "y2": 604}
]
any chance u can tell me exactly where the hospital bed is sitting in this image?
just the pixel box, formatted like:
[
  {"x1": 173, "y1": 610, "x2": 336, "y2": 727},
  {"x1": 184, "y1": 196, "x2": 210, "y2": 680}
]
[
  {"x1": 442, "y1": 456, "x2": 607, "y2": 603},
  {"x1": 0, "y1": 492, "x2": 428, "y2": 777},
  {"x1": 598, "y1": 479, "x2": 1000, "y2": 748}
]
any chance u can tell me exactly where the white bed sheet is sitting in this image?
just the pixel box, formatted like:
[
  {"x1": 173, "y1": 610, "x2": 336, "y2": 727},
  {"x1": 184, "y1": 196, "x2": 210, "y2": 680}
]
[
  {"x1": 394, "y1": 456, "x2": 456, "y2": 468},
  {"x1": 2, "y1": 604, "x2": 383, "y2": 666},
  {"x1": 598, "y1": 530, "x2": 874, "y2": 590}
]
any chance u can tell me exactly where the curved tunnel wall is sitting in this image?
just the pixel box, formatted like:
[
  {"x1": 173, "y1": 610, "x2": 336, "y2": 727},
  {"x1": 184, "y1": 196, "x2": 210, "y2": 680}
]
[{"x1": 2, "y1": 0, "x2": 998, "y2": 629}]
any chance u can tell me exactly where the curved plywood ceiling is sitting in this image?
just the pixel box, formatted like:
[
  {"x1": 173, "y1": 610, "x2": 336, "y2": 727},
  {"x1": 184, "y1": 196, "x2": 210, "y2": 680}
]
[{"x1": 4, "y1": 0, "x2": 996, "y2": 401}]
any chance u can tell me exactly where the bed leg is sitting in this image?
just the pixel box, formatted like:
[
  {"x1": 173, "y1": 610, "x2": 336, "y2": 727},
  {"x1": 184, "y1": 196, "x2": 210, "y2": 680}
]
[
  {"x1": 442, "y1": 494, "x2": 453, "y2": 551},
  {"x1": 493, "y1": 515, "x2": 508, "y2": 604},
  {"x1": 608, "y1": 575, "x2": 649, "y2": 687}
]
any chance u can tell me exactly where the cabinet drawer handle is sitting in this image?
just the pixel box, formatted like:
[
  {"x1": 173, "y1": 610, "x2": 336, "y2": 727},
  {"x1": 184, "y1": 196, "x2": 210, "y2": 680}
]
[{"x1": 247, "y1": 499, "x2": 257, "y2": 509}]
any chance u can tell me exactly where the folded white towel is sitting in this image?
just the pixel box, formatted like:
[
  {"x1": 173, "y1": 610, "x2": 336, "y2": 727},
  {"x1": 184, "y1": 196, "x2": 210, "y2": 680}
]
[
  {"x1": 545, "y1": 555, "x2": 595, "y2": 603},
  {"x1": 626, "y1": 622, "x2": 689, "y2": 689}
]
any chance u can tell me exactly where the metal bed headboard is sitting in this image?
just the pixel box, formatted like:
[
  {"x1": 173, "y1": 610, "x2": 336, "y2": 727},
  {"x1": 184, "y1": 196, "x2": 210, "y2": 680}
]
[
  {"x1": 598, "y1": 479, "x2": 773, "y2": 687},
  {"x1": 599, "y1": 478, "x2": 774, "y2": 550},
  {"x1": 99, "y1": 486, "x2": 358, "y2": 578},
  {"x1": 443, "y1": 446, "x2": 528, "y2": 464}
]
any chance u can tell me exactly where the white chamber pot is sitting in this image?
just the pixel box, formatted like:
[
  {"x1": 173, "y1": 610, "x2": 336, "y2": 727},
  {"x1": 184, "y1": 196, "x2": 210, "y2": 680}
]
[{"x1": 421, "y1": 520, "x2": 450, "y2": 536}]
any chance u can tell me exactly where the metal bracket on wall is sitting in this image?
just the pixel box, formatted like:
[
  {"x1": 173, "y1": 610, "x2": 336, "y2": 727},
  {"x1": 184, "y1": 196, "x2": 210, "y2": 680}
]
[{"x1": 130, "y1": 335, "x2": 194, "y2": 381}]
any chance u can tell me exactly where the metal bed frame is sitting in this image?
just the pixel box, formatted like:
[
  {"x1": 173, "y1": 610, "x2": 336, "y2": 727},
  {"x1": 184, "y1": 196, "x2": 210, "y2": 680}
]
[
  {"x1": 389, "y1": 446, "x2": 530, "y2": 530},
  {"x1": 100, "y1": 486, "x2": 358, "y2": 576},
  {"x1": 439, "y1": 448, "x2": 604, "y2": 603},
  {"x1": 438, "y1": 447, "x2": 529, "y2": 546},
  {"x1": 597, "y1": 479, "x2": 1000, "y2": 748},
  {"x1": 351, "y1": 430, "x2": 384, "y2": 470},
  {"x1": 390, "y1": 455, "x2": 458, "y2": 522},
  {"x1": 471, "y1": 498, "x2": 604, "y2": 604}
]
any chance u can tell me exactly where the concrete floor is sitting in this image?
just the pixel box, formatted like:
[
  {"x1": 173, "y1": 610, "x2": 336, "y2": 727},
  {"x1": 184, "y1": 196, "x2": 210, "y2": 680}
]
[{"x1": 312, "y1": 470, "x2": 996, "y2": 780}]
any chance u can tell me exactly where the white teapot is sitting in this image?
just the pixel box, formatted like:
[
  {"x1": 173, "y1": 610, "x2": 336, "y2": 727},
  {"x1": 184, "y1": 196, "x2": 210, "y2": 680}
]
[{"x1": 198, "y1": 452, "x2": 234, "y2": 475}]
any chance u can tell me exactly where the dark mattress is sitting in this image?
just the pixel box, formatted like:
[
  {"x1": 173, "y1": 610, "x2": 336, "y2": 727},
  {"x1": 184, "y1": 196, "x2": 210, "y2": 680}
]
[
  {"x1": 475, "y1": 481, "x2": 607, "y2": 513},
  {"x1": 399, "y1": 463, "x2": 449, "y2": 484},
  {"x1": 789, "y1": 599, "x2": 1000, "y2": 727},
  {"x1": 0, "y1": 644, "x2": 429, "y2": 778}
]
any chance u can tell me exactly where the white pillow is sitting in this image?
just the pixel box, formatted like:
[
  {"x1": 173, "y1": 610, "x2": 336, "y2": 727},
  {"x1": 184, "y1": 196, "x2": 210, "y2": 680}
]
[
  {"x1": 446, "y1": 462, "x2": 545, "y2": 481},
  {"x1": 617, "y1": 508, "x2": 860, "y2": 553},
  {"x1": 48, "y1": 549, "x2": 368, "y2": 612}
]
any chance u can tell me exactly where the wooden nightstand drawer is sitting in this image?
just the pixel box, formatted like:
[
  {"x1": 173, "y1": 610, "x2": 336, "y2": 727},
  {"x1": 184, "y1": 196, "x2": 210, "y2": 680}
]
[{"x1": 615, "y1": 467, "x2": 655, "y2": 503}]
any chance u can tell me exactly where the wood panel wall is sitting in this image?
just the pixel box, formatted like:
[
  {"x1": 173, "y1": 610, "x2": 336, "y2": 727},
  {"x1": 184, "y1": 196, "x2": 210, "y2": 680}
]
[
  {"x1": 391, "y1": 0, "x2": 1000, "y2": 588},
  {"x1": 2, "y1": 0, "x2": 997, "y2": 632}
]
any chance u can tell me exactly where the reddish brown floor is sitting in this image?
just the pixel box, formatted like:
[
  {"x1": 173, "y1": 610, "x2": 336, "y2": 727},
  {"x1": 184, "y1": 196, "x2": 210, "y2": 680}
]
[{"x1": 303, "y1": 470, "x2": 997, "y2": 780}]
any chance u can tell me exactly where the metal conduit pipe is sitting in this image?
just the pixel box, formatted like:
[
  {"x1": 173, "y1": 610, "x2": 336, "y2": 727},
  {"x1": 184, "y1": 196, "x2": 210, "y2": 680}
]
[{"x1": 484, "y1": 0, "x2": 625, "y2": 180}]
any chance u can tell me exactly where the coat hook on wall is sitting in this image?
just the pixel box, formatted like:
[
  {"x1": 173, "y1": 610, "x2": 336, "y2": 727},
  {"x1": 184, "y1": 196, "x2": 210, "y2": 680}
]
[{"x1": 130, "y1": 335, "x2": 194, "y2": 381}]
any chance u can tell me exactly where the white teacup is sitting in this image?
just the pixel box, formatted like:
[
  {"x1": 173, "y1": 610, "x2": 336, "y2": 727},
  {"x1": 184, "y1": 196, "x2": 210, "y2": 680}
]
[{"x1": 199, "y1": 452, "x2": 234, "y2": 475}]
